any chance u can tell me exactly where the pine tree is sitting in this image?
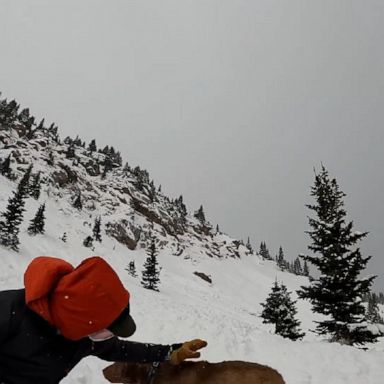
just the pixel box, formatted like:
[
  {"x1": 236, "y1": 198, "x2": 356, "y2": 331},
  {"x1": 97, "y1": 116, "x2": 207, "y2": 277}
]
[
  {"x1": 277, "y1": 246, "x2": 286, "y2": 270},
  {"x1": 47, "y1": 151, "x2": 55, "y2": 166},
  {"x1": 261, "y1": 281, "x2": 305, "y2": 341},
  {"x1": 0, "y1": 154, "x2": 12, "y2": 178},
  {"x1": 28, "y1": 203, "x2": 46, "y2": 235},
  {"x1": 298, "y1": 166, "x2": 377, "y2": 345},
  {"x1": 126, "y1": 261, "x2": 138, "y2": 278},
  {"x1": 194, "y1": 205, "x2": 206, "y2": 224},
  {"x1": 0, "y1": 188, "x2": 26, "y2": 251},
  {"x1": 293, "y1": 257, "x2": 303, "y2": 275},
  {"x1": 141, "y1": 235, "x2": 161, "y2": 291},
  {"x1": 246, "y1": 237, "x2": 253, "y2": 253},
  {"x1": 66, "y1": 144, "x2": 76, "y2": 159},
  {"x1": 258, "y1": 241, "x2": 272, "y2": 260},
  {"x1": 92, "y1": 216, "x2": 102, "y2": 242},
  {"x1": 88, "y1": 139, "x2": 97, "y2": 153},
  {"x1": 73, "y1": 194, "x2": 82, "y2": 210},
  {"x1": 366, "y1": 293, "x2": 383, "y2": 324},
  {"x1": 18, "y1": 165, "x2": 33, "y2": 198},
  {"x1": 303, "y1": 260, "x2": 310, "y2": 277},
  {"x1": 30, "y1": 172, "x2": 42, "y2": 200},
  {"x1": 61, "y1": 232, "x2": 67, "y2": 242},
  {"x1": 83, "y1": 235, "x2": 93, "y2": 248}
]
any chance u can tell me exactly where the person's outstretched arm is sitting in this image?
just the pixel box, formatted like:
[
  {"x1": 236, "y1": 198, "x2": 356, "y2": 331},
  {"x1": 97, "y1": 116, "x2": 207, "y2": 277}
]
[{"x1": 90, "y1": 337, "x2": 183, "y2": 363}]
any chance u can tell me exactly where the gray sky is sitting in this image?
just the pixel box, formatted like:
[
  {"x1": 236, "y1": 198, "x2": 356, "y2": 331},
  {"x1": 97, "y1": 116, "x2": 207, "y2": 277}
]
[{"x1": 1, "y1": 0, "x2": 383, "y2": 290}]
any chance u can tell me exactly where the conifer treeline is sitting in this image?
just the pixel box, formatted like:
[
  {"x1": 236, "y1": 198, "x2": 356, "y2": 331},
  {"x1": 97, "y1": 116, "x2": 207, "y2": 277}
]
[{"x1": 0, "y1": 93, "x2": 211, "y2": 239}]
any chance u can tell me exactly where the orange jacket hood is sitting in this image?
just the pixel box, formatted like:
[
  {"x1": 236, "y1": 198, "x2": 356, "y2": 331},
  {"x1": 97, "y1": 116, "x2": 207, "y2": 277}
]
[{"x1": 24, "y1": 256, "x2": 130, "y2": 340}]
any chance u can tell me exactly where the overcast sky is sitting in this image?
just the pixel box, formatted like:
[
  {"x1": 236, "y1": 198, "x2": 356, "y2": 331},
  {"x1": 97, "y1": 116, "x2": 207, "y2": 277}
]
[{"x1": 1, "y1": 0, "x2": 383, "y2": 290}]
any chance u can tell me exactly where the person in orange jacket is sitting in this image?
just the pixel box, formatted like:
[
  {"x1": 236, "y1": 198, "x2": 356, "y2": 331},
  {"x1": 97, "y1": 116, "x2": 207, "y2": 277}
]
[{"x1": 0, "y1": 256, "x2": 207, "y2": 384}]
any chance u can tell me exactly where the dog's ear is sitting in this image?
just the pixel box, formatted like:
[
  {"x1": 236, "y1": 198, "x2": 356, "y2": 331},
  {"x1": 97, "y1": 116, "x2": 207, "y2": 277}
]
[
  {"x1": 103, "y1": 362, "x2": 144, "y2": 384},
  {"x1": 103, "y1": 362, "x2": 126, "y2": 383}
]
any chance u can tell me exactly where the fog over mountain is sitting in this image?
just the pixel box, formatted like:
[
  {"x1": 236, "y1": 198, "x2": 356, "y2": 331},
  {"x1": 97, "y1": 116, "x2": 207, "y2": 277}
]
[{"x1": 0, "y1": 0, "x2": 383, "y2": 290}]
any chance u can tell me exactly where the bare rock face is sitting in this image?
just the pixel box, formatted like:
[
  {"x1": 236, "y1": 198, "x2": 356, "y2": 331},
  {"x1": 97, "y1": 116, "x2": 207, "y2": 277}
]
[
  {"x1": 105, "y1": 221, "x2": 139, "y2": 250},
  {"x1": 82, "y1": 158, "x2": 101, "y2": 176},
  {"x1": 52, "y1": 163, "x2": 78, "y2": 187}
]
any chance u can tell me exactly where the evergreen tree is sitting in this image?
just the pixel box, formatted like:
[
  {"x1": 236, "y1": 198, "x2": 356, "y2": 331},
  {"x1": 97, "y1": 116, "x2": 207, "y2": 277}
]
[
  {"x1": 0, "y1": 154, "x2": 12, "y2": 178},
  {"x1": 66, "y1": 144, "x2": 76, "y2": 159},
  {"x1": 293, "y1": 257, "x2": 303, "y2": 275},
  {"x1": 37, "y1": 118, "x2": 45, "y2": 130},
  {"x1": 141, "y1": 235, "x2": 161, "y2": 291},
  {"x1": 126, "y1": 261, "x2": 138, "y2": 278},
  {"x1": 93, "y1": 216, "x2": 102, "y2": 242},
  {"x1": 246, "y1": 237, "x2": 253, "y2": 253},
  {"x1": 123, "y1": 162, "x2": 131, "y2": 173},
  {"x1": 73, "y1": 194, "x2": 82, "y2": 210},
  {"x1": 0, "y1": 166, "x2": 33, "y2": 250},
  {"x1": 277, "y1": 246, "x2": 286, "y2": 270},
  {"x1": 88, "y1": 139, "x2": 97, "y2": 153},
  {"x1": 261, "y1": 281, "x2": 305, "y2": 341},
  {"x1": 18, "y1": 165, "x2": 33, "y2": 198},
  {"x1": 298, "y1": 166, "x2": 377, "y2": 345},
  {"x1": 366, "y1": 293, "x2": 383, "y2": 324},
  {"x1": 61, "y1": 232, "x2": 67, "y2": 242},
  {"x1": 194, "y1": 205, "x2": 206, "y2": 224},
  {"x1": 30, "y1": 172, "x2": 42, "y2": 200},
  {"x1": 83, "y1": 235, "x2": 93, "y2": 248},
  {"x1": 47, "y1": 151, "x2": 55, "y2": 166},
  {"x1": 0, "y1": 188, "x2": 26, "y2": 251},
  {"x1": 102, "y1": 157, "x2": 113, "y2": 179},
  {"x1": 303, "y1": 260, "x2": 310, "y2": 277},
  {"x1": 28, "y1": 203, "x2": 46, "y2": 235},
  {"x1": 258, "y1": 241, "x2": 272, "y2": 260}
]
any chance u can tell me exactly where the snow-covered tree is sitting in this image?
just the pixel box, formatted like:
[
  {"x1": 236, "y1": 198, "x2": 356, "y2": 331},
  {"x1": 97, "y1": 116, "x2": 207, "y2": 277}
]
[
  {"x1": 246, "y1": 237, "x2": 253, "y2": 253},
  {"x1": 28, "y1": 203, "x2": 46, "y2": 235},
  {"x1": 194, "y1": 205, "x2": 206, "y2": 224},
  {"x1": 61, "y1": 232, "x2": 67, "y2": 242},
  {"x1": 303, "y1": 260, "x2": 310, "y2": 277},
  {"x1": 88, "y1": 139, "x2": 97, "y2": 153},
  {"x1": 293, "y1": 257, "x2": 303, "y2": 275},
  {"x1": 258, "y1": 241, "x2": 272, "y2": 260},
  {"x1": 126, "y1": 261, "x2": 137, "y2": 278},
  {"x1": 141, "y1": 234, "x2": 161, "y2": 291},
  {"x1": 261, "y1": 280, "x2": 304, "y2": 341},
  {"x1": 18, "y1": 165, "x2": 33, "y2": 197},
  {"x1": 93, "y1": 216, "x2": 102, "y2": 242},
  {"x1": 0, "y1": 154, "x2": 12, "y2": 178},
  {"x1": 73, "y1": 194, "x2": 82, "y2": 210},
  {"x1": 30, "y1": 171, "x2": 42, "y2": 200},
  {"x1": 366, "y1": 292, "x2": 383, "y2": 324},
  {"x1": 83, "y1": 235, "x2": 93, "y2": 248},
  {"x1": 276, "y1": 246, "x2": 287, "y2": 270},
  {"x1": 298, "y1": 166, "x2": 377, "y2": 345}
]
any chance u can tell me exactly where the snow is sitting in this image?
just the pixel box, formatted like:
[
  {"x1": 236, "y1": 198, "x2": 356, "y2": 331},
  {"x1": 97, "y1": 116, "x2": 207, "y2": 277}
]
[
  {"x1": 0, "y1": 133, "x2": 384, "y2": 384},
  {"x1": 0, "y1": 178, "x2": 383, "y2": 384}
]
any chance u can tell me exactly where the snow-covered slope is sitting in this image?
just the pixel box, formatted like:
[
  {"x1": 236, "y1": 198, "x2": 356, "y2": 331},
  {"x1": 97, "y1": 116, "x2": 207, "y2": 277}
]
[
  {"x1": 1, "y1": 164, "x2": 384, "y2": 384},
  {"x1": 1, "y1": 105, "x2": 384, "y2": 383}
]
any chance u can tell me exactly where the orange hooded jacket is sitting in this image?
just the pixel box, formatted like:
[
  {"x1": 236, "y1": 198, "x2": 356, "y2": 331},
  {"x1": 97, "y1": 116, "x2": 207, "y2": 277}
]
[{"x1": 24, "y1": 256, "x2": 129, "y2": 340}]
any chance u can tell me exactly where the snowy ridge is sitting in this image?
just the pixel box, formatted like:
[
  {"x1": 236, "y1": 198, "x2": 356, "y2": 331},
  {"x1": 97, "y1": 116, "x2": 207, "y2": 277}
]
[{"x1": 0, "y1": 115, "x2": 384, "y2": 383}]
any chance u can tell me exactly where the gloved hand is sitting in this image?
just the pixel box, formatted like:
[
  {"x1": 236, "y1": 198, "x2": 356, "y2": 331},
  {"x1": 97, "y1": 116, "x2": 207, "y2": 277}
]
[{"x1": 170, "y1": 339, "x2": 208, "y2": 365}]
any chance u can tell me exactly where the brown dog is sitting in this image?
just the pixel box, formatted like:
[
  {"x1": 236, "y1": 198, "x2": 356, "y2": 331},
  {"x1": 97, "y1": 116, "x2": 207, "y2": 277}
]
[{"x1": 103, "y1": 360, "x2": 285, "y2": 384}]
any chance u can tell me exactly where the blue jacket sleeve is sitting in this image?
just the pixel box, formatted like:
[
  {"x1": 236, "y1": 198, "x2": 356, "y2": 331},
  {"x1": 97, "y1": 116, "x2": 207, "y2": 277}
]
[{"x1": 90, "y1": 337, "x2": 182, "y2": 363}]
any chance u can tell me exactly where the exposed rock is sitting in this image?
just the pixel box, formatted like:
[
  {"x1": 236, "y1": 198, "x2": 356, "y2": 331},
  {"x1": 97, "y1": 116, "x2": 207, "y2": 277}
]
[
  {"x1": 105, "y1": 221, "x2": 139, "y2": 250},
  {"x1": 194, "y1": 271, "x2": 212, "y2": 284}
]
